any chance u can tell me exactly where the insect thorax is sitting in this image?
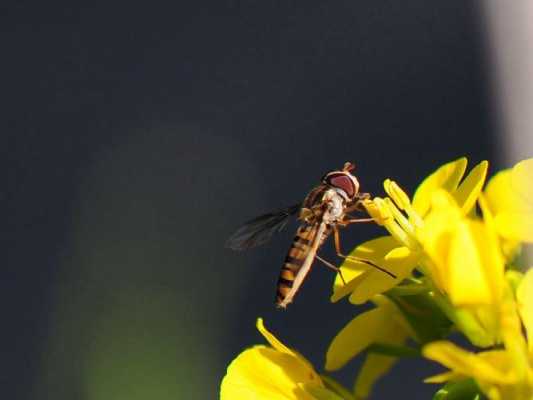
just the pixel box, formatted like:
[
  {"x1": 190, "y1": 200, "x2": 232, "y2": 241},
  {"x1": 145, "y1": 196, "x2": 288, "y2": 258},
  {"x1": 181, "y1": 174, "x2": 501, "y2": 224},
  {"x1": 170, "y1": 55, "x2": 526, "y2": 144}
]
[{"x1": 300, "y1": 185, "x2": 347, "y2": 225}]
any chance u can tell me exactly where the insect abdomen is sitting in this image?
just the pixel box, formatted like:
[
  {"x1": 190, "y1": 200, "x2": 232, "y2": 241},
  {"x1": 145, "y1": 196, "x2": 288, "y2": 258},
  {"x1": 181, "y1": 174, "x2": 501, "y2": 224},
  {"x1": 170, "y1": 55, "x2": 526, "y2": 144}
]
[{"x1": 275, "y1": 225, "x2": 315, "y2": 306}]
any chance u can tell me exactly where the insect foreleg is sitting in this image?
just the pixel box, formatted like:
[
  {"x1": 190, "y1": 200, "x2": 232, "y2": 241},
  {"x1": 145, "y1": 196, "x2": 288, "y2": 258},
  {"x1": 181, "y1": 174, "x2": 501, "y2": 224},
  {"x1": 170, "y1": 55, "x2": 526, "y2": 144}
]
[
  {"x1": 344, "y1": 195, "x2": 369, "y2": 213},
  {"x1": 339, "y1": 216, "x2": 376, "y2": 226}
]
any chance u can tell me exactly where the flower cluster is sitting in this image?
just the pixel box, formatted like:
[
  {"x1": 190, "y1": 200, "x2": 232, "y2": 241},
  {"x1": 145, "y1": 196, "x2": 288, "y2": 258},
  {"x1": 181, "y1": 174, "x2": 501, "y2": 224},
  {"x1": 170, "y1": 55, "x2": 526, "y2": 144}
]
[{"x1": 220, "y1": 157, "x2": 533, "y2": 400}]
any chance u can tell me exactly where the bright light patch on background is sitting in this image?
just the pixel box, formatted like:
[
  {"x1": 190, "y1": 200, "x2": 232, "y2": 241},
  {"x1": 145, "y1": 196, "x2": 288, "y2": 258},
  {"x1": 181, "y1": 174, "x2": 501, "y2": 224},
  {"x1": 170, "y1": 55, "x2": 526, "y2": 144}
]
[
  {"x1": 31, "y1": 127, "x2": 261, "y2": 399},
  {"x1": 483, "y1": 1, "x2": 533, "y2": 266},
  {"x1": 483, "y1": 1, "x2": 533, "y2": 163}
]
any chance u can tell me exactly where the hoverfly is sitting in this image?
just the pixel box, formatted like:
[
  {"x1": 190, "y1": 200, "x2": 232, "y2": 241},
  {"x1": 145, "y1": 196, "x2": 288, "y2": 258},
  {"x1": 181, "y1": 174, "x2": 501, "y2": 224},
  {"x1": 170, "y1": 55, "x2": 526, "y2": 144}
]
[{"x1": 226, "y1": 162, "x2": 395, "y2": 308}]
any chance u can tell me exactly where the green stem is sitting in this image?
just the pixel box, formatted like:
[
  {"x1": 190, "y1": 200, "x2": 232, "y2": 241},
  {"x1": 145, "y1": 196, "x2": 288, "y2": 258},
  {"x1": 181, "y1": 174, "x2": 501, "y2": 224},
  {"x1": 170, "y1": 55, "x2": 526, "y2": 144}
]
[
  {"x1": 428, "y1": 290, "x2": 494, "y2": 348},
  {"x1": 432, "y1": 378, "x2": 483, "y2": 400},
  {"x1": 320, "y1": 374, "x2": 356, "y2": 400},
  {"x1": 366, "y1": 342, "x2": 421, "y2": 358},
  {"x1": 387, "y1": 284, "x2": 428, "y2": 296}
]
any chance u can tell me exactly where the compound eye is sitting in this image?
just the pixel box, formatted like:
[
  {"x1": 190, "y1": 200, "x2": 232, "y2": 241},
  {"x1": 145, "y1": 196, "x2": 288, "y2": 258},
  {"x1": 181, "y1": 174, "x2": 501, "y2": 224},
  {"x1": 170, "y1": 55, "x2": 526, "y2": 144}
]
[{"x1": 325, "y1": 173, "x2": 355, "y2": 198}]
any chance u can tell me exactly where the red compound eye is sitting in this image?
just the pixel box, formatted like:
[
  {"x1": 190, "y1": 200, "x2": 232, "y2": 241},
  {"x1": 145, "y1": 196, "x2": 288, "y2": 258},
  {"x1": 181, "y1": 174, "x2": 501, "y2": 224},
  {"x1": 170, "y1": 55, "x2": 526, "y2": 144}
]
[{"x1": 325, "y1": 173, "x2": 355, "y2": 198}]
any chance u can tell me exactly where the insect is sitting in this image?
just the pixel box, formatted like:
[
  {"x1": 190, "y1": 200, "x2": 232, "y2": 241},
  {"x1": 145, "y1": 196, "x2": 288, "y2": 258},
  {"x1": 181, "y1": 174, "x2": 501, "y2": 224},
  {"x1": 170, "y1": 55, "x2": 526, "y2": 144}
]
[{"x1": 226, "y1": 162, "x2": 395, "y2": 308}]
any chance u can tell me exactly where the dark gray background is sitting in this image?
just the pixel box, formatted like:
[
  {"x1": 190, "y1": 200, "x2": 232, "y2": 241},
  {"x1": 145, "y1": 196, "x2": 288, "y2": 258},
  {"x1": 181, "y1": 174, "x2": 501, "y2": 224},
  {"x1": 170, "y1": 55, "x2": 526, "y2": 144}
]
[{"x1": 2, "y1": 1, "x2": 496, "y2": 399}]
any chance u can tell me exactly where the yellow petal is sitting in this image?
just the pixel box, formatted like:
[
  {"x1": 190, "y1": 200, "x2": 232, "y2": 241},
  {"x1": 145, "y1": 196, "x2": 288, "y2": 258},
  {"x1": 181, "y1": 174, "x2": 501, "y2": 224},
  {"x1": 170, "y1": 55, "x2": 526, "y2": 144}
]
[
  {"x1": 452, "y1": 160, "x2": 488, "y2": 214},
  {"x1": 412, "y1": 157, "x2": 468, "y2": 217},
  {"x1": 332, "y1": 236, "x2": 392, "y2": 296},
  {"x1": 330, "y1": 271, "x2": 368, "y2": 303},
  {"x1": 257, "y1": 318, "x2": 295, "y2": 357},
  {"x1": 475, "y1": 227, "x2": 505, "y2": 304},
  {"x1": 351, "y1": 298, "x2": 412, "y2": 397},
  {"x1": 325, "y1": 297, "x2": 408, "y2": 371},
  {"x1": 348, "y1": 245, "x2": 418, "y2": 305},
  {"x1": 494, "y1": 212, "x2": 533, "y2": 243},
  {"x1": 484, "y1": 159, "x2": 533, "y2": 243},
  {"x1": 447, "y1": 221, "x2": 494, "y2": 306},
  {"x1": 325, "y1": 308, "x2": 386, "y2": 371},
  {"x1": 331, "y1": 236, "x2": 417, "y2": 304},
  {"x1": 416, "y1": 190, "x2": 462, "y2": 292},
  {"x1": 475, "y1": 196, "x2": 506, "y2": 303},
  {"x1": 485, "y1": 169, "x2": 515, "y2": 215},
  {"x1": 257, "y1": 318, "x2": 319, "y2": 372},
  {"x1": 423, "y1": 341, "x2": 514, "y2": 385},
  {"x1": 511, "y1": 158, "x2": 533, "y2": 208},
  {"x1": 419, "y1": 192, "x2": 504, "y2": 306},
  {"x1": 517, "y1": 269, "x2": 533, "y2": 353},
  {"x1": 220, "y1": 345, "x2": 322, "y2": 400},
  {"x1": 353, "y1": 353, "x2": 398, "y2": 399},
  {"x1": 478, "y1": 193, "x2": 520, "y2": 261}
]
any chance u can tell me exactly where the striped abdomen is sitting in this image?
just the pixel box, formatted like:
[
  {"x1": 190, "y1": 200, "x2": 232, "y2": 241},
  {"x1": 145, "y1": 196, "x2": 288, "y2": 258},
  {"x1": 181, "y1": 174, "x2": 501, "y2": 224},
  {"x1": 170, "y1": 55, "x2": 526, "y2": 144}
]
[{"x1": 275, "y1": 224, "x2": 330, "y2": 307}]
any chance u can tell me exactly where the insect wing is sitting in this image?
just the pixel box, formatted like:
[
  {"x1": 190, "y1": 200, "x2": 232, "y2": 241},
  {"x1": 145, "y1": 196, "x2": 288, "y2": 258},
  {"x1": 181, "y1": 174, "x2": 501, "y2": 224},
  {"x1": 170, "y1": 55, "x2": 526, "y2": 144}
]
[{"x1": 226, "y1": 204, "x2": 300, "y2": 250}]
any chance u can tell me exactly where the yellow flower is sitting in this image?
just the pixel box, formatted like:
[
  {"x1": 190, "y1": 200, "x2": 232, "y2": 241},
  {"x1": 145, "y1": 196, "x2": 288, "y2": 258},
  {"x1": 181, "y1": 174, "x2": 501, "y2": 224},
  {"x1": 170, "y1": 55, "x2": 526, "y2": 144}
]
[
  {"x1": 485, "y1": 158, "x2": 533, "y2": 246},
  {"x1": 325, "y1": 295, "x2": 415, "y2": 399},
  {"x1": 419, "y1": 190, "x2": 505, "y2": 308},
  {"x1": 423, "y1": 269, "x2": 533, "y2": 400},
  {"x1": 418, "y1": 190, "x2": 510, "y2": 347},
  {"x1": 220, "y1": 318, "x2": 341, "y2": 400},
  {"x1": 332, "y1": 157, "x2": 488, "y2": 305},
  {"x1": 331, "y1": 158, "x2": 525, "y2": 347}
]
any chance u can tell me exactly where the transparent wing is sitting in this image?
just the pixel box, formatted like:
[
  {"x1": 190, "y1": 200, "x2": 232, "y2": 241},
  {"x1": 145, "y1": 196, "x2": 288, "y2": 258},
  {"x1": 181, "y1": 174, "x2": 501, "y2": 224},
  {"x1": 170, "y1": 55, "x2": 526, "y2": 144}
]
[{"x1": 226, "y1": 204, "x2": 301, "y2": 250}]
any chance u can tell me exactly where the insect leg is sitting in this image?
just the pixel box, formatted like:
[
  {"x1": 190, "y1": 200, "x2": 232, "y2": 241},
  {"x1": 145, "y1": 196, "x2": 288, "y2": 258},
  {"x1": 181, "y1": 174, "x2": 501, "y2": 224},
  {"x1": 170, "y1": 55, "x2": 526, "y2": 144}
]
[
  {"x1": 340, "y1": 217, "x2": 376, "y2": 225},
  {"x1": 315, "y1": 254, "x2": 347, "y2": 285},
  {"x1": 333, "y1": 226, "x2": 397, "y2": 279},
  {"x1": 344, "y1": 195, "x2": 370, "y2": 213}
]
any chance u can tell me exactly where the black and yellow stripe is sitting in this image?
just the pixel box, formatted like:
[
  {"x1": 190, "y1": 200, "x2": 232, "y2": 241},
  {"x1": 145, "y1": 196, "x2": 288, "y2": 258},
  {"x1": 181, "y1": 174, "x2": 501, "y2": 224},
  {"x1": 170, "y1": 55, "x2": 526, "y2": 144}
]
[{"x1": 275, "y1": 225, "x2": 316, "y2": 306}]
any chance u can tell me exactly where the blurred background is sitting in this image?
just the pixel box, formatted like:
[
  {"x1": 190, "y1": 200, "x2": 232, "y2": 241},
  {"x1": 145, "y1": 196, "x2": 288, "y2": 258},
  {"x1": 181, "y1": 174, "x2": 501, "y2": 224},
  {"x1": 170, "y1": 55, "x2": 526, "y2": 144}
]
[{"x1": 2, "y1": 1, "x2": 531, "y2": 399}]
